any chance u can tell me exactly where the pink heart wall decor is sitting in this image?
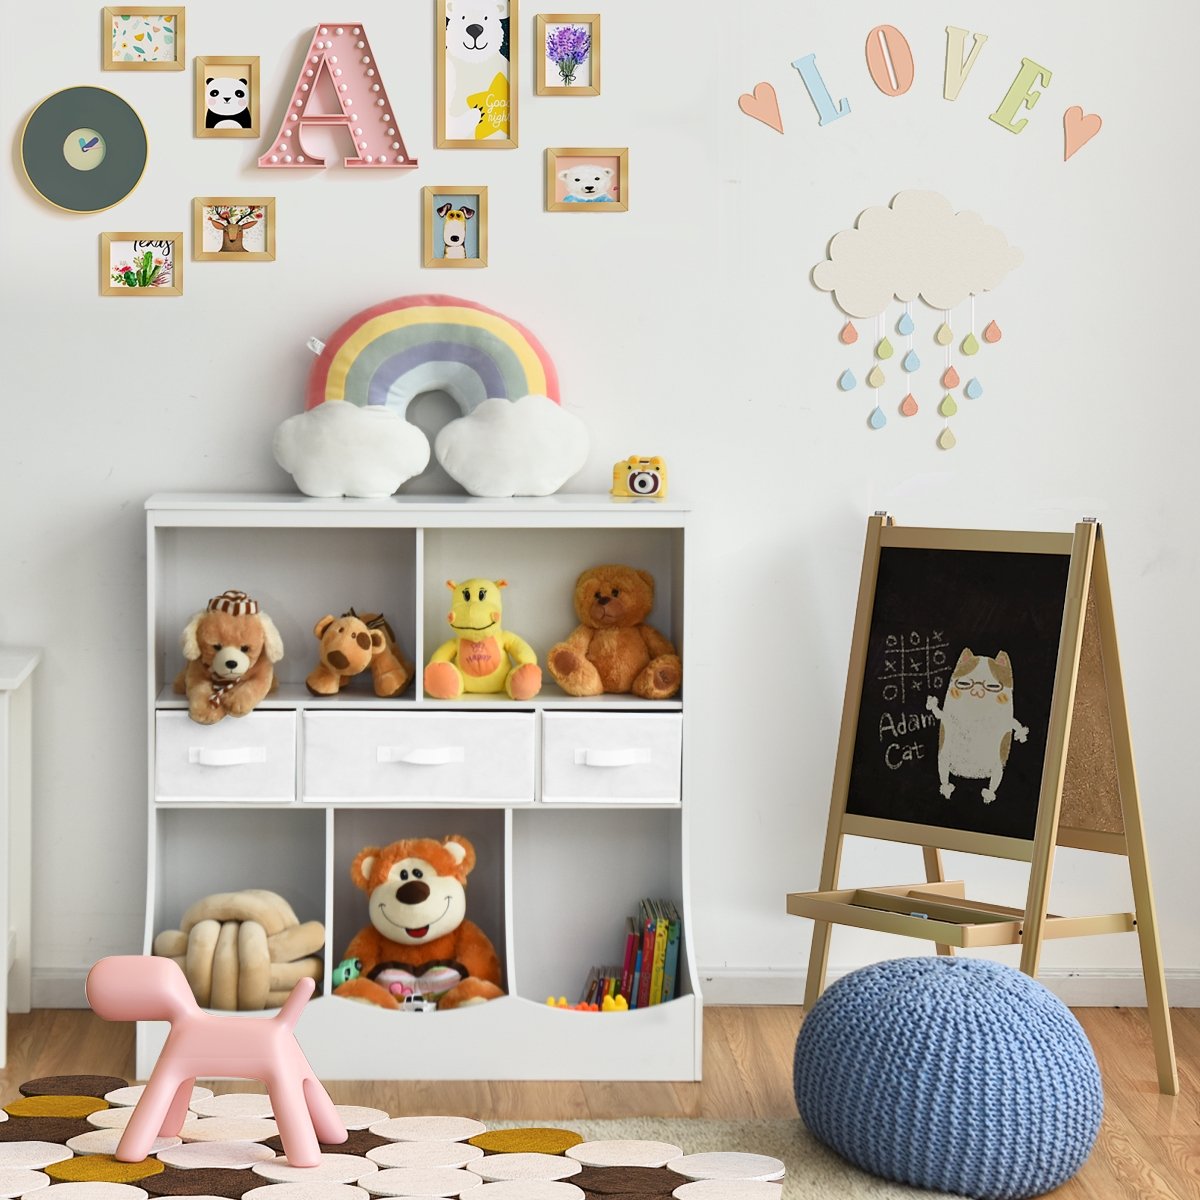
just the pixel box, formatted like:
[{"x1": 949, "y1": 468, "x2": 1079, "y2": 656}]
[
  {"x1": 1064, "y1": 106, "x2": 1102, "y2": 161},
  {"x1": 739, "y1": 82, "x2": 784, "y2": 134}
]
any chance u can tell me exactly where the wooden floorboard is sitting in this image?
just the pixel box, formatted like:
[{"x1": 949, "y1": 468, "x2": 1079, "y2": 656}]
[{"x1": 2, "y1": 1006, "x2": 1194, "y2": 1199}]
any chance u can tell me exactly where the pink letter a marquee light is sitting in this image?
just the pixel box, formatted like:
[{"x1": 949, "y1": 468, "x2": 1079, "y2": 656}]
[{"x1": 259, "y1": 23, "x2": 417, "y2": 169}]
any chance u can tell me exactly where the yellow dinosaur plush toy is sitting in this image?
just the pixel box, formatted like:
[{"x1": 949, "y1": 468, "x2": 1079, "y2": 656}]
[{"x1": 424, "y1": 578, "x2": 542, "y2": 700}]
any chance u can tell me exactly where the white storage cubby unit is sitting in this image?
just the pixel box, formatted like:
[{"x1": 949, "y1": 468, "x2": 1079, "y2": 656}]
[{"x1": 140, "y1": 493, "x2": 699, "y2": 1081}]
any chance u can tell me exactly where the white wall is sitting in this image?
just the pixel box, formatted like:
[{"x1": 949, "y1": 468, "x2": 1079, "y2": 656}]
[{"x1": 2, "y1": 1, "x2": 1197, "y2": 1007}]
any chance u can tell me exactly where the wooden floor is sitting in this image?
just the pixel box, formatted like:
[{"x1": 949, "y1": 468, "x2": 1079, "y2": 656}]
[{"x1": 3, "y1": 1006, "x2": 1197, "y2": 1199}]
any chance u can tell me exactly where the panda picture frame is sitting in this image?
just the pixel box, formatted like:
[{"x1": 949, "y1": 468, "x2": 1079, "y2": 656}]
[
  {"x1": 194, "y1": 55, "x2": 260, "y2": 138},
  {"x1": 437, "y1": 0, "x2": 519, "y2": 149},
  {"x1": 546, "y1": 147, "x2": 628, "y2": 211},
  {"x1": 423, "y1": 187, "x2": 488, "y2": 268}
]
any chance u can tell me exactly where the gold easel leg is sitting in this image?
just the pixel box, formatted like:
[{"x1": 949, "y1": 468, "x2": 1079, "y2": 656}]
[
  {"x1": 1092, "y1": 536, "x2": 1178, "y2": 1094},
  {"x1": 922, "y1": 846, "x2": 954, "y2": 957}
]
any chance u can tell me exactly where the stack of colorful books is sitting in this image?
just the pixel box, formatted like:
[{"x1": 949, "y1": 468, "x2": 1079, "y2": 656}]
[{"x1": 580, "y1": 899, "x2": 682, "y2": 1008}]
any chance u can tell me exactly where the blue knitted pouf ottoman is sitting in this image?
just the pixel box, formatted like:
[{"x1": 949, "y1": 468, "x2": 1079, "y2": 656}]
[{"x1": 793, "y1": 956, "x2": 1103, "y2": 1199}]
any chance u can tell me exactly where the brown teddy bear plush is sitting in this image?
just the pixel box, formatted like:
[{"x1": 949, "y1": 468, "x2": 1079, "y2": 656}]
[
  {"x1": 334, "y1": 835, "x2": 504, "y2": 1011},
  {"x1": 173, "y1": 590, "x2": 284, "y2": 724},
  {"x1": 547, "y1": 564, "x2": 681, "y2": 699},
  {"x1": 306, "y1": 610, "x2": 413, "y2": 697}
]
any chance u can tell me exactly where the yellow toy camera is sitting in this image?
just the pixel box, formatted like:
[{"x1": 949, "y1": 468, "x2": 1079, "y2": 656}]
[{"x1": 611, "y1": 456, "x2": 668, "y2": 500}]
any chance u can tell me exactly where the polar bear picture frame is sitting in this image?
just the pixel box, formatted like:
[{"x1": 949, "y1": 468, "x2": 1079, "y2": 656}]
[
  {"x1": 546, "y1": 147, "x2": 628, "y2": 212},
  {"x1": 194, "y1": 56, "x2": 260, "y2": 138},
  {"x1": 437, "y1": 0, "x2": 518, "y2": 148}
]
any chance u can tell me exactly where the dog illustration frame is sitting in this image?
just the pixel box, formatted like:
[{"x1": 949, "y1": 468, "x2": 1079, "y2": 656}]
[
  {"x1": 787, "y1": 514, "x2": 1178, "y2": 1094},
  {"x1": 436, "y1": 0, "x2": 519, "y2": 149},
  {"x1": 535, "y1": 13, "x2": 601, "y2": 96},
  {"x1": 194, "y1": 56, "x2": 260, "y2": 138},
  {"x1": 546, "y1": 146, "x2": 628, "y2": 212},
  {"x1": 100, "y1": 231, "x2": 183, "y2": 296},
  {"x1": 422, "y1": 186, "x2": 488, "y2": 268},
  {"x1": 193, "y1": 197, "x2": 276, "y2": 262},
  {"x1": 103, "y1": 7, "x2": 185, "y2": 71}
]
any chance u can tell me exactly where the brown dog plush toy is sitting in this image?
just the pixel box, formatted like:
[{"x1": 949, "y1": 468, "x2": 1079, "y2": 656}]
[
  {"x1": 334, "y1": 835, "x2": 504, "y2": 1011},
  {"x1": 174, "y1": 589, "x2": 284, "y2": 724},
  {"x1": 547, "y1": 564, "x2": 681, "y2": 699},
  {"x1": 306, "y1": 610, "x2": 413, "y2": 697}
]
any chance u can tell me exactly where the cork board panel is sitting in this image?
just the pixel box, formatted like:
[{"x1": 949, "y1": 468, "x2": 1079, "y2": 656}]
[{"x1": 1059, "y1": 587, "x2": 1125, "y2": 835}]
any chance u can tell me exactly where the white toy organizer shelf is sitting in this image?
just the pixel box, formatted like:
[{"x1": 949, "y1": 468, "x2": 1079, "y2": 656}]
[{"x1": 140, "y1": 494, "x2": 700, "y2": 1081}]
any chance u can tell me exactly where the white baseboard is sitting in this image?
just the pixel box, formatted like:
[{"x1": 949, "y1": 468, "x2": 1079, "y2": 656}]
[
  {"x1": 32, "y1": 968, "x2": 88, "y2": 1009},
  {"x1": 36, "y1": 964, "x2": 1200, "y2": 1011},
  {"x1": 700, "y1": 965, "x2": 1200, "y2": 1008}
]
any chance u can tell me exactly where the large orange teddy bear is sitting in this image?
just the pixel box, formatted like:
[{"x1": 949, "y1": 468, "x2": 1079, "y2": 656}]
[{"x1": 334, "y1": 835, "x2": 504, "y2": 1010}]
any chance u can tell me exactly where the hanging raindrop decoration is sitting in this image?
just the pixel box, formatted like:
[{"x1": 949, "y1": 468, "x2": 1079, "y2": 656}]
[
  {"x1": 867, "y1": 314, "x2": 887, "y2": 428},
  {"x1": 938, "y1": 307, "x2": 958, "y2": 449},
  {"x1": 811, "y1": 191, "x2": 1022, "y2": 450}
]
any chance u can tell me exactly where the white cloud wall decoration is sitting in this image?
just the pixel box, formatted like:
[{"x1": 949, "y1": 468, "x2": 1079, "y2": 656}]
[{"x1": 812, "y1": 190, "x2": 1023, "y2": 319}]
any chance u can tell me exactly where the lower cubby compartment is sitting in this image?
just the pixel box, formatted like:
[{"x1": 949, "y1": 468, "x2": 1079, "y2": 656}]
[
  {"x1": 511, "y1": 808, "x2": 686, "y2": 1005},
  {"x1": 330, "y1": 807, "x2": 509, "y2": 998},
  {"x1": 151, "y1": 807, "x2": 327, "y2": 941}
]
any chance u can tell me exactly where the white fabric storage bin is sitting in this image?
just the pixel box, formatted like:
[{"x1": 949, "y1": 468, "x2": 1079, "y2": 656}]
[
  {"x1": 155, "y1": 710, "x2": 296, "y2": 803},
  {"x1": 303, "y1": 711, "x2": 535, "y2": 803},
  {"x1": 541, "y1": 712, "x2": 682, "y2": 804}
]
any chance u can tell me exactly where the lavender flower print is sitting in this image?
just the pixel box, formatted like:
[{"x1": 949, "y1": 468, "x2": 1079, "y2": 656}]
[{"x1": 545, "y1": 24, "x2": 591, "y2": 86}]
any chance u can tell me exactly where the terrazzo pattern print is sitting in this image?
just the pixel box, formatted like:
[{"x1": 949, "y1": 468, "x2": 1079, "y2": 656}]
[{"x1": 0, "y1": 1082, "x2": 958, "y2": 1198}]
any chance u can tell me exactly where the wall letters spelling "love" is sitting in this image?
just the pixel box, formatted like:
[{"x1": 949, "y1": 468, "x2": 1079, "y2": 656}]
[{"x1": 790, "y1": 26, "x2": 1100, "y2": 160}]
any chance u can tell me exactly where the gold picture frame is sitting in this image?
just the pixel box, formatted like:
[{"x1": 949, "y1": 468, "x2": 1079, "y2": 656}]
[
  {"x1": 103, "y1": 7, "x2": 185, "y2": 71},
  {"x1": 100, "y1": 231, "x2": 183, "y2": 296},
  {"x1": 436, "y1": 0, "x2": 518, "y2": 149},
  {"x1": 535, "y1": 13, "x2": 600, "y2": 96},
  {"x1": 545, "y1": 146, "x2": 628, "y2": 211},
  {"x1": 192, "y1": 197, "x2": 276, "y2": 261},
  {"x1": 422, "y1": 186, "x2": 488, "y2": 268},
  {"x1": 194, "y1": 56, "x2": 260, "y2": 138}
]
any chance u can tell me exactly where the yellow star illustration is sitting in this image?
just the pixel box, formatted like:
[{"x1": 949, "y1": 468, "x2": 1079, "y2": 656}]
[{"x1": 467, "y1": 71, "x2": 510, "y2": 140}]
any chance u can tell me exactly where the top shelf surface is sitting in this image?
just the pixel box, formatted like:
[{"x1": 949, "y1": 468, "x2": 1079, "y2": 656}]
[{"x1": 146, "y1": 493, "x2": 689, "y2": 528}]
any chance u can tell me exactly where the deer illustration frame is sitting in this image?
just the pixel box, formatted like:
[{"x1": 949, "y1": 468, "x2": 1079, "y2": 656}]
[{"x1": 193, "y1": 197, "x2": 276, "y2": 261}]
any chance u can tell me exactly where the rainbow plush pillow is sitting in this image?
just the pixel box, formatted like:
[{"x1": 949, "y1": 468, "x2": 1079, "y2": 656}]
[{"x1": 273, "y1": 295, "x2": 588, "y2": 498}]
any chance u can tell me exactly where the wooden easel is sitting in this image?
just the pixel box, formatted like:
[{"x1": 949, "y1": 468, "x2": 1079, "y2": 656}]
[{"x1": 788, "y1": 515, "x2": 1178, "y2": 1094}]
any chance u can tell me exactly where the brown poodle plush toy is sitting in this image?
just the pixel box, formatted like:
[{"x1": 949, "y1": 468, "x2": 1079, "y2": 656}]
[
  {"x1": 174, "y1": 589, "x2": 284, "y2": 724},
  {"x1": 547, "y1": 564, "x2": 681, "y2": 699},
  {"x1": 334, "y1": 835, "x2": 504, "y2": 1011}
]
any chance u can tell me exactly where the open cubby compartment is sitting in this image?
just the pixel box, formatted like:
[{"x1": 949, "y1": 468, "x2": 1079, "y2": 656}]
[
  {"x1": 330, "y1": 806, "x2": 510, "y2": 996},
  {"x1": 150, "y1": 524, "x2": 418, "y2": 704},
  {"x1": 510, "y1": 807, "x2": 691, "y2": 1003},
  {"x1": 136, "y1": 806, "x2": 328, "y2": 1077},
  {"x1": 420, "y1": 526, "x2": 684, "y2": 704}
]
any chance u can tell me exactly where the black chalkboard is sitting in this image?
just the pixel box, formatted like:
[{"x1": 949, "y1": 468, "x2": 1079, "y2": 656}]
[{"x1": 845, "y1": 546, "x2": 1071, "y2": 841}]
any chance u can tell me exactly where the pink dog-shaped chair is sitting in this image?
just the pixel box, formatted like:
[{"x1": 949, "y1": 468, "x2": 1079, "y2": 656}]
[{"x1": 86, "y1": 956, "x2": 346, "y2": 1167}]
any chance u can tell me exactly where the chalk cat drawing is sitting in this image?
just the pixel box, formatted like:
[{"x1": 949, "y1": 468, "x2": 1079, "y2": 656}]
[{"x1": 926, "y1": 648, "x2": 1029, "y2": 804}]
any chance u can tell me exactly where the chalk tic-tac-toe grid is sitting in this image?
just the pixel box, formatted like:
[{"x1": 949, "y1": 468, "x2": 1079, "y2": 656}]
[{"x1": 880, "y1": 631, "x2": 950, "y2": 704}]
